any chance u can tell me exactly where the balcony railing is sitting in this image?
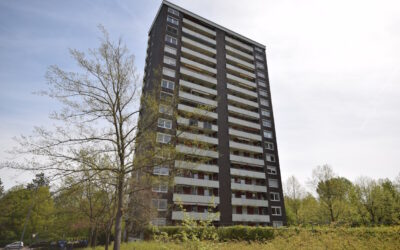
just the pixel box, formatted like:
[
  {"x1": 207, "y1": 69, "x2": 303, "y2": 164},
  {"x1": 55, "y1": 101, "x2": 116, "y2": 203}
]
[
  {"x1": 179, "y1": 80, "x2": 217, "y2": 96},
  {"x1": 181, "y1": 47, "x2": 216, "y2": 64},
  {"x1": 176, "y1": 144, "x2": 219, "y2": 158},
  {"x1": 226, "y1": 54, "x2": 255, "y2": 70},
  {"x1": 230, "y1": 154, "x2": 264, "y2": 166},
  {"x1": 231, "y1": 182, "x2": 267, "y2": 192},
  {"x1": 183, "y1": 18, "x2": 216, "y2": 37},
  {"x1": 181, "y1": 57, "x2": 217, "y2": 75},
  {"x1": 174, "y1": 160, "x2": 219, "y2": 173},
  {"x1": 177, "y1": 130, "x2": 218, "y2": 145},
  {"x1": 178, "y1": 104, "x2": 218, "y2": 119},
  {"x1": 182, "y1": 27, "x2": 216, "y2": 45},
  {"x1": 172, "y1": 211, "x2": 220, "y2": 221},
  {"x1": 231, "y1": 197, "x2": 269, "y2": 207},
  {"x1": 227, "y1": 94, "x2": 259, "y2": 108},
  {"x1": 227, "y1": 83, "x2": 257, "y2": 98},
  {"x1": 174, "y1": 176, "x2": 219, "y2": 188},
  {"x1": 226, "y1": 36, "x2": 253, "y2": 52},
  {"x1": 229, "y1": 128, "x2": 261, "y2": 141},
  {"x1": 229, "y1": 141, "x2": 263, "y2": 153},
  {"x1": 182, "y1": 36, "x2": 216, "y2": 55},
  {"x1": 181, "y1": 67, "x2": 217, "y2": 85},
  {"x1": 228, "y1": 105, "x2": 260, "y2": 119},
  {"x1": 226, "y1": 63, "x2": 256, "y2": 79},
  {"x1": 228, "y1": 116, "x2": 260, "y2": 130},
  {"x1": 232, "y1": 214, "x2": 270, "y2": 223},
  {"x1": 177, "y1": 116, "x2": 218, "y2": 132},
  {"x1": 226, "y1": 45, "x2": 254, "y2": 61},
  {"x1": 173, "y1": 194, "x2": 220, "y2": 205},
  {"x1": 230, "y1": 168, "x2": 266, "y2": 179},
  {"x1": 179, "y1": 90, "x2": 217, "y2": 107},
  {"x1": 226, "y1": 73, "x2": 257, "y2": 88}
]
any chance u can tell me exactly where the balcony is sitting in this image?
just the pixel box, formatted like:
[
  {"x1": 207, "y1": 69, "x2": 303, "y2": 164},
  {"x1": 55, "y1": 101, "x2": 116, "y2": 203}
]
[
  {"x1": 230, "y1": 168, "x2": 266, "y2": 179},
  {"x1": 226, "y1": 63, "x2": 256, "y2": 79},
  {"x1": 232, "y1": 198, "x2": 268, "y2": 207},
  {"x1": 226, "y1": 73, "x2": 257, "y2": 88},
  {"x1": 176, "y1": 144, "x2": 219, "y2": 158},
  {"x1": 229, "y1": 141, "x2": 263, "y2": 153},
  {"x1": 231, "y1": 182, "x2": 267, "y2": 192},
  {"x1": 183, "y1": 18, "x2": 216, "y2": 37},
  {"x1": 182, "y1": 27, "x2": 216, "y2": 45},
  {"x1": 227, "y1": 83, "x2": 257, "y2": 99},
  {"x1": 229, "y1": 128, "x2": 261, "y2": 141},
  {"x1": 172, "y1": 211, "x2": 220, "y2": 221},
  {"x1": 178, "y1": 104, "x2": 218, "y2": 119},
  {"x1": 232, "y1": 214, "x2": 269, "y2": 223},
  {"x1": 177, "y1": 130, "x2": 218, "y2": 145},
  {"x1": 177, "y1": 116, "x2": 218, "y2": 132},
  {"x1": 228, "y1": 105, "x2": 260, "y2": 119},
  {"x1": 173, "y1": 194, "x2": 220, "y2": 205},
  {"x1": 225, "y1": 45, "x2": 254, "y2": 61},
  {"x1": 227, "y1": 94, "x2": 258, "y2": 108},
  {"x1": 226, "y1": 54, "x2": 255, "y2": 70},
  {"x1": 181, "y1": 67, "x2": 217, "y2": 85},
  {"x1": 182, "y1": 35, "x2": 216, "y2": 56},
  {"x1": 226, "y1": 36, "x2": 253, "y2": 52},
  {"x1": 181, "y1": 47, "x2": 216, "y2": 64},
  {"x1": 179, "y1": 90, "x2": 217, "y2": 107},
  {"x1": 174, "y1": 176, "x2": 219, "y2": 188},
  {"x1": 179, "y1": 80, "x2": 217, "y2": 96},
  {"x1": 174, "y1": 160, "x2": 219, "y2": 173},
  {"x1": 228, "y1": 116, "x2": 260, "y2": 130},
  {"x1": 180, "y1": 57, "x2": 217, "y2": 75},
  {"x1": 230, "y1": 154, "x2": 264, "y2": 166}
]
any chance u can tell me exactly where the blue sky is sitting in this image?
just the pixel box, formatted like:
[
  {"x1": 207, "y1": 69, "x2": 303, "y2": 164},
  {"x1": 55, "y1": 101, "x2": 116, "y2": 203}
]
[{"x1": 1, "y1": 0, "x2": 400, "y2": 190}]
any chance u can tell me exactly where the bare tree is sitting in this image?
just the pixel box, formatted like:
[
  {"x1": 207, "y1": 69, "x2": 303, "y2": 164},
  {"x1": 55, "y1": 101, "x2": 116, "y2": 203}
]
[{"x1": 284, "y1": 175, "x2": 305, "y2": 223}]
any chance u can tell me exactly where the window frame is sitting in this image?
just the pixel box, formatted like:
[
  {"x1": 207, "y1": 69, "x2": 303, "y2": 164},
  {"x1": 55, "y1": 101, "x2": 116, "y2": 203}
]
[
  {"x1": 159, "y1": 104, "x2": 173, "y2": 115},
  {"x1": 163, "y1": 56, "x2": 176, "y2": 66},
  {"x1": 271, "y1": 206, "x2": 282, "y2": 216},
  {"x1": 161, "y1": 79, "x2": 175, "y2": 90},
  {"x1": 164, "y1": 45, "x2": 177, "y2": 55},
  {"x1": 156, "y1": 132, "x2": 172, "y2": 144},
  {"x1": 167, "y1": 7, "x2": 179, "y2": 16},
  {"x1": 165, "y1": 35, "x2": 178, "y2": 45},
  {"x1": 157, "y1": 118, "x2": 172, "y2": 129},
  {"x1": 267, "y1": 166, "x2": 277, "y2": 175},
  {"x1": 167, "y1": 15, "x2": 179, "y2": 25},
  {"x1": 270, "y1": 192, "x2": 280, "y2": 201},
  {"x1": 162, "y1": 67, "x2": 176, "y2": 78},
  {"x1": 263, "y1": 130, "x2": 273, "y2": 139}
]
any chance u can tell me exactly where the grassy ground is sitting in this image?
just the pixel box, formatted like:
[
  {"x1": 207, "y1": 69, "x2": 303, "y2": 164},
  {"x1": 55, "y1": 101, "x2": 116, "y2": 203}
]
[{"x1": 88, "y1": 227, "x2": 400, "y2": 250}]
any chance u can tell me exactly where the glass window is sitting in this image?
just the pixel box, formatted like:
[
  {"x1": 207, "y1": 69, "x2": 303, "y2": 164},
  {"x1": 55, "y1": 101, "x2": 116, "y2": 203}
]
[
  {"x1": 256, "y1": 62, "x2": 265, "y2": 69},
  {"x1": 161, "y1": 79, "x2": 175, "y2": 90},
  {"x1": 267, "y1": 166, "x2": 277, "y2": 174},
  {"x1": 261, "y1": 109, "x2": 270, "y2": 117},
  {"x1": 271, "y1": 206, "x2": 282, "y2": 216},
  {"x1": 266, "y1": 154, "x2": 276, "y2": 162},
  {"x1": 269, "y1": 179, "x2": 279, "y2": 188},
  {"x1": 162, "y1": 67, "x2": 175, "y2": 78},
  {"x1": 257, "y1": 71, "x2": 266, "y2": 79},
  {"x1": 265, "y1": 142, "x2": 274, "y2": 150},
  {"x1": 159, "y1": 104, "x2": 173, "y2": 115},
  {"x1": 158, "y1": 118, "x2": 172, "y2": 129},
  {"x1": 152, "y1": 181, "x2": 168, "y2": 193},
  {"x1": 152, "y1": 199, "x2": 168, "y2": 211},
  {"x1": 151, "y1": 218, "x2": 166, "y2": 226},
  {"x1": 260, "y1": 98, "x2": 269, "y2": 107},
  {"x1": 165, "y1": 35, "x2": 178, "y2": 45},
  {"x1": 164, "y1": 45, "x2": 177, "y2": 55},
  {"x1": 160, "y1": 91, "x2": 173, "y2": 102},
  {"x1": 258, "y1": 80, "x2": 267, "y2": 88},
  {"x1": 168, "y1": 7, "x2": 179, "y2": 16},
  {"x1": 163, "y1": 56, "x2": 176, "y2": 66},
  {"x1": 262, "y1": 119, "x2": 271, "y2": 127},
  {"x1": 273, "y1": 221, "x2": 283, "y2": 227},
  {"x1": 255, "y1": 47, "x2": 264, "y2": 53},
  {"x1": 259, "y1": 90, "x2": 268, "y2": 97},
  {"x1": 255, "y1": 53, "x2": 264, "y2": 61},
  {"x1": 156, "y1": 133, "x2": 172, "y2": 144},
  {"x1": 263, "y1": 130, "x2": 273, "y2": 139},
  {"x1": 153, "y1": 166, "x2": 169, "y2": 175},
  {"x1": 167, "y1": 16, "x2": 179, "y2": 25},
  {"x1": 270, "y1": 192, "x2": 280, "y2": 201},
  {"x1": 166, "y1": 25, "x2": 178, "y2": 35}
]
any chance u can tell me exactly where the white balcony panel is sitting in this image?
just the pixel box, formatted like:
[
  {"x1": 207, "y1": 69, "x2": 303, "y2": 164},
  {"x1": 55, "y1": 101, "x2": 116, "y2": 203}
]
[
  {"x1": 228, "y1": 105, "x2": 260, "y2": 119},
  {"x1": 173, "y1": 194, "x2": 220, "y2": 205},
  {"x1": 175, "y1": 160, "x2": 219, "y2": 173},
  {"x1": 178, "y1": 104, "x2": 218, "y2": 119},
  {"x1": 176, "y1": 144, "x2": 219, "y2": 158},
  {"x1": 172, "y1": 211, "x2": 220, "y2": 221},
  {"x1": 227, "y1": 73, "x2": 256, "y2": 88},
  {"x1": 232, "y1": 214, "x2": 270, "y2": 223},
  {"x1": 226, "y1": 54, "x2": 255, "y2": 70},
  {"x1": 232, "y1": 198, "x2": 269, "y2": 207},
  {"x1": 226, "y1": 45, "x2": 254, "y2": 60},
  {"x1": 180, "y1": 67, "x2": 217, "y2": 85},
  {"x1": 179, "y1": 80, "x2": 217, "y2": 96},
  {"x1": 182, "y1": 27, "x2": 216, "y2": 45},
  {"x1": 227, "y1": 83, "x2": 257, "y2": 98},
  {"x1": 227, "y1": 94, "x2": 259, "y2": 108},
  {"x1": 179, "y1": 91, "x2": 217, "y2": 107},
  {"x1": 228, "y1": 117, "x2": 260, "y2": 130},
  {"x1": 230, "y1": 154, "x2": 264, "y2": 167},
  {"x1": 231, "y1": 182, "x2": 267, "y2": 192},
  {"x1": 230, "y1": 168, "x2": 266, "y2": 179},
  {"x1": 181, "y1": 47, "x2": 216, "y2": 64},
  {"x1": 177, "y1": 130, "x2": 218, "y2": 145},
  {"x1": 181, "y1": 57, "x2": 217, "y2": 74},
  {"x1": 182, "y1": 36, "x2": 216, "y2": 55},
  {"x1": 174, "y1": 176, "x2": 219, "y2": 188},
  {"x1": 226, "y1": 36, "x2": 254, "y2": 52},
  {"x1": 229, "y1": 128, "x2": 261, "y2": 141},
  {"x1": 226, "y1": 64, "x2": 256, "y2": 78},
  {"x1": 177, "y1": 117, "x2": 218, "y2": 132},
  {"x1": 183, "y1": 18, "x2": 216, "y2": 36},
  {"x1": 229, "y1": 141, "x2": 263, "y2": 153}
]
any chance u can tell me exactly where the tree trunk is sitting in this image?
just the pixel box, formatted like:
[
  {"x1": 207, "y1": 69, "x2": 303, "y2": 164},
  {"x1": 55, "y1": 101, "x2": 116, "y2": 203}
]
[{"x1": 113, "y1": 178, "x2": 124, "y2": 250}]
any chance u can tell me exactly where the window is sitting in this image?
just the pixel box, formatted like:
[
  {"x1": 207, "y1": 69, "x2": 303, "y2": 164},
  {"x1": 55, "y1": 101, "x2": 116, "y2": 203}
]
[
  {"x1": 189, "y1": 118, "x2": 198, "y2": 126},
  {"x1": 270, "y1": 192, "x2": 280, "y2": 201},
  {"x1": 168, "y1": 7, "x2": 179, "y2": 16},
  {"x1": 152, "y1": 199, "x2": 168, "y2": 211},
  {"x1": 269, "y1": 179, "x2": 279, "y2": 188},
  {"x1": 161, "y1": 79, "x2": 175, "y2": 90},
  {"x1": 159, "y1": 104, "x2": 173, "y2": 115},
  {"x1": 255, "y1": 47, "x2": 264, "y2": 53},
  {"x1": 167, "y1": 16, "x2": 179, "y2": 25},
  {"x1": 259, "y1": 90, "x2": 268, "y2": 97},
  {"x1": 162, "y1": 67, "x2": 175, "y2": 78},
  {"x1": 261, "y1": 109, "x2": 270, "y2": 117},
  {"x1": 156, "y1": 133, "x2": 172, "y2": 144},
  {"x1": 164, "y1": 45, "x2": 177, "y2": 55},
  {"x1": 263, "y1": 130, "x2": 273, "y2": 139},
  {"x1": 258, "y1": 80, "x2": 267, "y2": 88},
  {"x1": 203, "y1": 121, "x2": 212, "y2": 129},
  {"x1": 262, "y1": 119, "x2": 271, "y2": 127},
  {"x1": 267, "y1": 166, "x2": 277, "y2": 175},
  {"x1": 266, "y1": 154, "x2": 276, "y2": 162},
  {"x1": 153, "y1": 166, "x2": 169, "y2": 175},
  {"x1": 272, "y1": 221, "x2": 283, "y2": 227},
  {"x1": 271, "y1": 206, "x2": 282, "y2": 216},
  {"x1": 160, "y1": 91, "x2": 173, "y2": 102},
  {"x1": 158, "y1": 118, "x2": 172, "y2": 129},
  {"x1": 265, "y1": 142, "x2": 274, "y2": 150},
  {"x1": 255, "y1": 53, "x2": 264, "y2": 61},
  {"x1": 166, "y1": 25, "x2": 178, "y2": 35},
  {"x1": 257, "y1": 71, "x2": 266, "y2": 78},
  {"x1": 256, "y1": 62, "x2": 264, "y2": 69},
  {"x1": 260, "y1": 98, "x2": 269, "y2": 107},
  {"x1": 163, "y1": 56, "x2": 176, "y2": 66},
  {"x1": 151, "y1": 218, "x2": 166, "y2": 226},
  {"x1": 165, "y1": 35, "x2": 178, "y2": 45},
  {"x1": 152, "y1": 181, "x2": 168, "y2": 193}
]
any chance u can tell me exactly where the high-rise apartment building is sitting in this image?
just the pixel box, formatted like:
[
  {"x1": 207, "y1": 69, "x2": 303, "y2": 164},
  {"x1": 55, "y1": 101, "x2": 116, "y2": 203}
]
[{"x1": 137, "y1": 0, "x2": 286, "y2": 227}]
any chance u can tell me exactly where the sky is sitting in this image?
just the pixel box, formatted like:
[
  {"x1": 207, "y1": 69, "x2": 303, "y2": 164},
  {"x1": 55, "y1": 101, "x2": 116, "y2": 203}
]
[{"x1": 1, "y1": 0, "x2": 399, "y2": 191}]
